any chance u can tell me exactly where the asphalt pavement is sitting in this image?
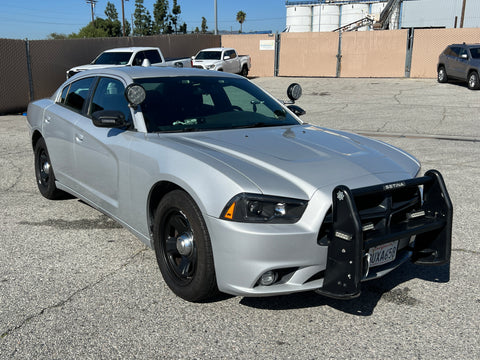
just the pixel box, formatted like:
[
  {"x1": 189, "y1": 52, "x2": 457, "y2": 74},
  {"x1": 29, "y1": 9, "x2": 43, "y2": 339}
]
[{"x1": 1, "y1": 77, "x2": 479, "y2": 359}]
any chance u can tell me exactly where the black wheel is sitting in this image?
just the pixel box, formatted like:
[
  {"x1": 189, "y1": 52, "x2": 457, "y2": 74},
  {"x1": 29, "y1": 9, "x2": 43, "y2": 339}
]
[
  {"x1": 240, "y1": 65, "x2": 249, "y2": 77},
  {"x1": 437, "y1": 66, "x2": 448, "y2": 83},
  {"x1": 153, "y1": 190, "x2": 218, "y2": 302},
  {"x1": 34, "y1": 137, "x2": 66, "y2": 200},
  {"x1": 467, "y1": 71, "x2": 480, "y2": 90}
]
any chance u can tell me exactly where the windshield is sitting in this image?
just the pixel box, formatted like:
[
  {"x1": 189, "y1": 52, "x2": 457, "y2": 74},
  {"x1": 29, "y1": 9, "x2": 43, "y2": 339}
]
[
  {"x1": 470, "y1": 47, "x2": 480, "y2": 59},
  {"x1": 93, "y1": 52, "x2": 132, "y2": 65},
  {"x1": 195, "y1": 51, "x2": 222, "y2": 60},
  {"x1": 135, "y1": 76, "x2": 300, "y2": 133}
]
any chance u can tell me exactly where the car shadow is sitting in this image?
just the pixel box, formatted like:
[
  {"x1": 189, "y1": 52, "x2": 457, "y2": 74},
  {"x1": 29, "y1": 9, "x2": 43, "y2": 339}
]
[{"x1": 239, "y1": 262, "x2": 450, "y2": 316}]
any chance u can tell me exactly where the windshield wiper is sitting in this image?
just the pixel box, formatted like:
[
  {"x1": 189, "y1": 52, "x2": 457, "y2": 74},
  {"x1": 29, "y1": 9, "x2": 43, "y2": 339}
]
[{"x1": 235, "y1": 122, "x2": 282, "y2": 129}]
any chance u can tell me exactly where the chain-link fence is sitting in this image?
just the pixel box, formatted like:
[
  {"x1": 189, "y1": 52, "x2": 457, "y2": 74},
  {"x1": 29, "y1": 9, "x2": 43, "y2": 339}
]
[
  {"x1": 0, "y1": 39, "x2": 30, "y2": 114},
  {"x1": 2, "y1": 28, "x2": 480, "y2": 114},
  {"x1": 0, "y1": 34, "x2": 220, "y2": 114}
]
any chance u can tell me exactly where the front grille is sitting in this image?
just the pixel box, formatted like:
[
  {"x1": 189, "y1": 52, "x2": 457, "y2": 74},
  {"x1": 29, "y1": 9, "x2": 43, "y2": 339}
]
[{"x1": 318, "y1": 184, "x2": 422, "y2": 248}]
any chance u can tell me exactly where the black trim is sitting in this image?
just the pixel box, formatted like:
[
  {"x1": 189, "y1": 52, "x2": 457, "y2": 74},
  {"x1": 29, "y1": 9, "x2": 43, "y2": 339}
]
[{"x1": 317, "y1": 170, "x2": 452, "y2": 299}]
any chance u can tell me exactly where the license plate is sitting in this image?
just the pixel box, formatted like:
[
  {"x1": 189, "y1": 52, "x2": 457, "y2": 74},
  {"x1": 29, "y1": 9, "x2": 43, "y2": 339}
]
[{"x1": 368, "y1": 240, "x2": 398, "y2": 267}]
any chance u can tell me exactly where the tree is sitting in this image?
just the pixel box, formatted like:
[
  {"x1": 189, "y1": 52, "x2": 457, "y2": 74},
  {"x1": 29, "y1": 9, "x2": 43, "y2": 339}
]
[
  {"x1": 71, "y1": 21, "x2": 109, "y2": 38},
  {"x1": 171, "y1": 0, "x2": 181, "y2": 33},
  {"x1": 153, "y1": 0, "x2": 169, "y2": 34},
  {"x1": 133, "y1": 0, "x2": 153, "y2": 36},
  {"x1": 178, "y1": 22, "x2": 187, "y2": 34},
  {"x1": 46, "y1": 33, "x2": 68, "y2": 40},
  {"x1": 105, "y1": 1, "x2": 119, "y2": 21},
  {"x1": 201, "y1": 17, "x2": 208, "y2": 34},
  {"x1": 236, "y1": 11, "x2": 246, "y2": 33}
]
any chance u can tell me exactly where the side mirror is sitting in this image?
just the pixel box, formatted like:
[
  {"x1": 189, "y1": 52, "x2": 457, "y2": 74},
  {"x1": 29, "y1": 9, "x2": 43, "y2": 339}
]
[
  {"x1": 287, "y1": 104, "x2": 306, "y2": 116},
  {"x1": 92, "y1": 110, "x2": 128, "y2": 128},
  {"x1": 124, "y1": 83, "x2": 146, "y2": 107},
  {"x1": 461, "y1": 53, "x2": 468, "y2": 59},
  {"x1": 224, "y1": 55, "x2": 231, "y2": 60},
  {"x1": 141, "y1": 58, "x2": 151, "y2": 67}
]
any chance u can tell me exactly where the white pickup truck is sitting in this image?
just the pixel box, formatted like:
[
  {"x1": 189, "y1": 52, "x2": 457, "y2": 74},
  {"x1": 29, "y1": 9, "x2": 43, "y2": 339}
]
[
  {"x1": 192, "y1": 47, "x2": 251, "y2": 77},
  {"x1": 66, "y1": 47, "x2": 191, "y2": 78}
]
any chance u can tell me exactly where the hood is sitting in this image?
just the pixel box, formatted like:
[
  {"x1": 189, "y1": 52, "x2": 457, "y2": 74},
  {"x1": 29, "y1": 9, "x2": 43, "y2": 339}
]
[{"x1": 163, "y1": 125, "x2": 420, "y2": 199}]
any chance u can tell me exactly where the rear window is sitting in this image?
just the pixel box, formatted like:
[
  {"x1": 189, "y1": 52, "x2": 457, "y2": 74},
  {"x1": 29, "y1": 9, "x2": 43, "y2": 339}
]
[{"x1": 60, "y1": 77, "x2": 95, "y2": 113}]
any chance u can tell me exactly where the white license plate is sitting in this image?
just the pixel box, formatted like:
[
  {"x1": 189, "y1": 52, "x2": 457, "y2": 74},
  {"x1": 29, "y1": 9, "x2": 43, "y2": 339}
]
[{"x1": 368, "y1": 240, "x2": 398, "y2": 267}]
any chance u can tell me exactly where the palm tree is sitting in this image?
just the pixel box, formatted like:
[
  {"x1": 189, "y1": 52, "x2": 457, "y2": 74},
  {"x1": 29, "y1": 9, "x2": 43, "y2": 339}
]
[{"x1": 236, "y1": 11, "x2": 246, "y2": 33}]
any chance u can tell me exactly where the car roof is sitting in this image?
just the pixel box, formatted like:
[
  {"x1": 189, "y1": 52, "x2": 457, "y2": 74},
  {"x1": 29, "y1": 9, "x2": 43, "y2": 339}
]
[
  {"x1": 71, "y1": 66, "x2": 242, "y2": 82},
  {"x1": 103, "y1": 47, "x2": 158, "y2": 52},
  {"x1": 198, "y1": 47, "x2": 234, "y2": 52},
  {"x1": 449, "y1": 43, "x2": 480, "y2": 47}
]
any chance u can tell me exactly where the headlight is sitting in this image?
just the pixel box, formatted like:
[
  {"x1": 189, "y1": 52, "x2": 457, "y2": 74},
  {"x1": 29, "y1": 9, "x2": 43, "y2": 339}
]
[
  {"x1": 206, "y1": 64, "x2": 216, "y2": 70},
  {"x1": 220, "y1": 193, "x2": 308, "y2": 224}
]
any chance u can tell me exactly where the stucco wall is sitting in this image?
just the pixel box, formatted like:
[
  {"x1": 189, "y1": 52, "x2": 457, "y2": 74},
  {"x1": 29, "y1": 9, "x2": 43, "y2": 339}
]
[
  {"x1": 221, "y1": 34, "x2": 276, "y2": 77},
  {"x1": 410, "y1": 28, "x2": 480, "y2": 78}
]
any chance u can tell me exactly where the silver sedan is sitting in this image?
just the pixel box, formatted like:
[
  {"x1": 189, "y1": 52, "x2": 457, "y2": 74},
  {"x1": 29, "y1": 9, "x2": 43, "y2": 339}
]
[{"x1": 27, "y1": 67, "x2": 452, "y2": 302}]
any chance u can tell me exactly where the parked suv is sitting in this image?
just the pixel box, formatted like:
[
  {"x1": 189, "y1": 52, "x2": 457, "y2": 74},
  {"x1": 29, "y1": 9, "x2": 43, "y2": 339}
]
[{"x1": 437, "y1": 43, "x2": 480, "y2": 90}]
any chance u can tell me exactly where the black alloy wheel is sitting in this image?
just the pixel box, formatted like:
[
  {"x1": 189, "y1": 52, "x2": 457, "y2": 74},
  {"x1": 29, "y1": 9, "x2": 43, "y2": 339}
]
[
  {"x1": 34, "y1": 137, "x2": 66, "y2": 200},
  {"x1": 153, "y1": 190, "x2": 218, "y2": 302}
]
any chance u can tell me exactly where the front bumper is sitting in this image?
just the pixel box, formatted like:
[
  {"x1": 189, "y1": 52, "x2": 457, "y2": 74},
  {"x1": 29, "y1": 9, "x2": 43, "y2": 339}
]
[
  {"x1": 318, "y1": 169, "x2": 452, "y2": 299},
  {"x1": 207, "y1": 170, "x2": 452, "y2": 299}
]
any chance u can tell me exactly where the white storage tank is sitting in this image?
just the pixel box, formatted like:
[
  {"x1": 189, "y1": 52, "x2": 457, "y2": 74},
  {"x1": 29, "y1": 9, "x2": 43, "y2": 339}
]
[
  {"x1": 317, "y1": 4, "x2": 340, "y2": 32},
  {"x1": 286, "y1": 5, "x2": 313, "y2": 32},
  {"x1": 341, "y1": 4, "x2": 370, "y2": 30}
]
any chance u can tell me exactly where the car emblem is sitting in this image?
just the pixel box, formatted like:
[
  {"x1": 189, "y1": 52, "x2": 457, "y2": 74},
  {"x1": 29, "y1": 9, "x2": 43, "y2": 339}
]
[{"x1": 336, "y1": 191, "x2": 345, "y2": 201}]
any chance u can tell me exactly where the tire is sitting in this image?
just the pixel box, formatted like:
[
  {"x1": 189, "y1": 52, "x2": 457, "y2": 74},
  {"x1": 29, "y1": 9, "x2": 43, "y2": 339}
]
[
  {"x1": 153, "y1": 190, "x2": 218, "y2": 302},
  {"x1": 467, "y1": 71, "x2": 480, "y2": 90},
  {"x1": 240, "y1": 65, "x2": 249, "y2": 77},
  {"x1": 34, "y1": 137, "x2": 66, "y2": 200},
  {"x1": 437, "y1": 66, "x2": 448, "y2": 83}
]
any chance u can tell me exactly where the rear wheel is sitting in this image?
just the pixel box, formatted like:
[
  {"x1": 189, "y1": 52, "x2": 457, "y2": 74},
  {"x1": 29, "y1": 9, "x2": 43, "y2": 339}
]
[
  {"x1": 34, "y1": 137, "x2": 67, "y2": 200},
  {"x1": 437, "y1": 66, "x2": 448, "y2": 83},
  {"x1": 153, "y1": 190, "x2": 218, "y2": 302},
  {"x1": 240, "y1": 65, "x2": 249, "y2": 77},
  {"x1": 467, "y1": 71, "x2": 480, "y2": 90}
]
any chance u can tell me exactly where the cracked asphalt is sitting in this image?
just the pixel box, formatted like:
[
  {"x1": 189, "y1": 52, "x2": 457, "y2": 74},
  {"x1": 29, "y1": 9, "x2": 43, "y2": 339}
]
[{"x1": 1, "y1": 77, "x2": 479, "y2": 359}]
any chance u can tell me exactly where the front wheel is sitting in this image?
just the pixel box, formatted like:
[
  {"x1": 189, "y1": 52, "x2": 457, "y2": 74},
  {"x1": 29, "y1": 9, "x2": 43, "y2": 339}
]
[
  {"x1": 437, "y1": 66, "x2": 448, "y2": 83},
  {"x1": 467, "y1": 71, "x2": 480, "y2": 90},
  {"x1": 153, "y1": 190, "x2": 218, "y2": 302}
]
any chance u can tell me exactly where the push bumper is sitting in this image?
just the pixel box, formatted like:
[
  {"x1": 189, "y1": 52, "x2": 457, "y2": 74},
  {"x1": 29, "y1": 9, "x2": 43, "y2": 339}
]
[{"x1": 317, "y1": 170, "x2": 453, "y2": 299}]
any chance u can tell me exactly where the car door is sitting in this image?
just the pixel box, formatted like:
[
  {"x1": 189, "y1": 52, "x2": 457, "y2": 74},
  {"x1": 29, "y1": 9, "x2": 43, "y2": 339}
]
[
  {"x1": 223, "y1": 50, "x2": 239, "y2": 73},
  {"x1": 446, "y1": 46, "x2": 463, "y2": 79},
  {"x1": 457, "y1": 47, "x2": 470, "y2": 80},
  {"x1": 42, "y1": 77, "x2": 95, "y2": 189},
  {"x1": 72, "y1": 76, "x2": 134, "y2": 214}
]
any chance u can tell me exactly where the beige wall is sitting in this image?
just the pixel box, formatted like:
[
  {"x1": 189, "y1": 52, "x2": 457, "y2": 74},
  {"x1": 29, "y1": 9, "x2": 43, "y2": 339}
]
[
  {"x1": 410, "y1": 28, "x2": 480, "y2": 78},
  {"x1": 340, "y1": 30, "x2": 408, "y2": 78},
  {"x1": 278, "y1": 32, "x2": 338, "y2": 77},
  {"x1": 221, "y1": 34, "x2": 276, "y2": 77}
]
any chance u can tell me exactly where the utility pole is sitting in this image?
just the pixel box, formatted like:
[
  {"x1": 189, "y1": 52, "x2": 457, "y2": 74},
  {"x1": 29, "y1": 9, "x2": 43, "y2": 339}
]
[
  {"x1": 214, "y1": 0, "x2": 218, "y2": 35},
  {"x1": 460, "y1": 0, "x2": 467, "y2": 28},
  {"x1": 86, "y1": 0, "x2": 98, "y2": 24}
]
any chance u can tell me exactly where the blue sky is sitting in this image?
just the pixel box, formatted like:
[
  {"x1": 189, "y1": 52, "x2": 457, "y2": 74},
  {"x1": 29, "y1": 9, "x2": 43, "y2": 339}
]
[{"x1": 0, "y1": 0, "x2": 287, "y2": 40}]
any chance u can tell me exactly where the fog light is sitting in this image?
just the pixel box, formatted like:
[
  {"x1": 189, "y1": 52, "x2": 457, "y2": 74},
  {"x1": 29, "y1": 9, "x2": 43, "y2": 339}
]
[{"x1": 259, "y1": 271, "x2": 278, "y2": 286}]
